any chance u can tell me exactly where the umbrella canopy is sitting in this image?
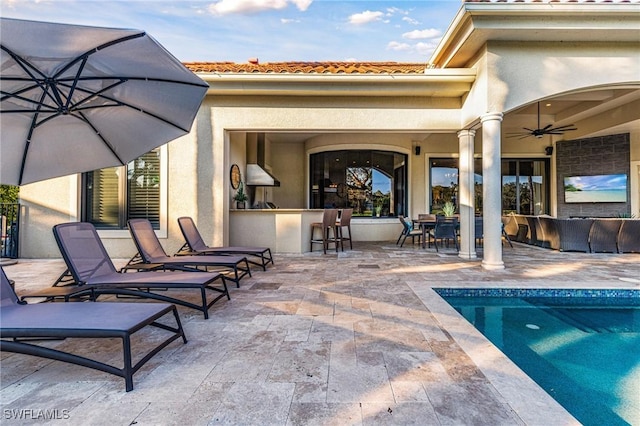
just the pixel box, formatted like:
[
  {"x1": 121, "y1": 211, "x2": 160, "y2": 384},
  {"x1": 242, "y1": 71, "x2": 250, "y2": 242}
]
[{"x1": 0, "y1": 18, "x2": 209, "y2": 185}]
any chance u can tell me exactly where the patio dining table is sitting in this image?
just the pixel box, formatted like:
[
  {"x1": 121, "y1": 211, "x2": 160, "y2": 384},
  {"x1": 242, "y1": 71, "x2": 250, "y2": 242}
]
[{"x1": 413, "y1": 219, "x2": 436, "y2": 249}]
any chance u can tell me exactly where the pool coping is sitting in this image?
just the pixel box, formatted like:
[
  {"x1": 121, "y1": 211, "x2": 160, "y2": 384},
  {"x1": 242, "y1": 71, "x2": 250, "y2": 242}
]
[{"x1": 410, "y1": 284, "x2": 588, "y2": 426}]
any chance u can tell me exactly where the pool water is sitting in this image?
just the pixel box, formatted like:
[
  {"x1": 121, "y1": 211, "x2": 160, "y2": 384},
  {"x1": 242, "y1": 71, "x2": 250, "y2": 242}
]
[{"x1": 435, "y1": 289, "x2": 640, "y2": 426}]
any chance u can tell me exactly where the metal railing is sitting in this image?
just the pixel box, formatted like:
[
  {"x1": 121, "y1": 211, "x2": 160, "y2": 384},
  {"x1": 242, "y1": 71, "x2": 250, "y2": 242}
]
[{"x1": 1, "y1": 203, "x2": 20, "y2": 259}]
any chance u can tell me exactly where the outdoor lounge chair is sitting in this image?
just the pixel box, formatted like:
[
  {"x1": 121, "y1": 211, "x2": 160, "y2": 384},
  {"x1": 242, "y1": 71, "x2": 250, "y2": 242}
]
[
  {"x1": 0, "y1": 266, "x2": 187, "y2": 392},
  {"x1": 51, "y1": 222, "x2": 229, "y2": 319},
  {"x1": 176, "y1": 216, "x2": 273, "y2": 271},
  {"x1": 127, "y1": 219, "x2": 251, "y2": 287}
]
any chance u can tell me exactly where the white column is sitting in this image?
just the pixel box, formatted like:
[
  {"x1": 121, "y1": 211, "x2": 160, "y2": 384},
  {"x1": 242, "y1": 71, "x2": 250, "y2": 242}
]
[
  {"x1": 481, "y1": 112, "x2": 505, "y2": 270},
  {"x1": 458, "y1": 129, "x2": 476, "y2": 260}
]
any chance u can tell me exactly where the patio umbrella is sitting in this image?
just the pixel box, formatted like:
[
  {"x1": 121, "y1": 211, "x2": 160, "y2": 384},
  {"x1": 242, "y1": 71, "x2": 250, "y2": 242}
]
[{"x1": 0, "y1": 17, "x2": 209, "y2": 185}]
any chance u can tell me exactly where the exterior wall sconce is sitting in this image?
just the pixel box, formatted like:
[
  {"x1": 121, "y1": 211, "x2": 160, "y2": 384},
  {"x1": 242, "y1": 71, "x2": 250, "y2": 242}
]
[{"x1": 545, "y1": 146, "x2": 553, "y2": 156}]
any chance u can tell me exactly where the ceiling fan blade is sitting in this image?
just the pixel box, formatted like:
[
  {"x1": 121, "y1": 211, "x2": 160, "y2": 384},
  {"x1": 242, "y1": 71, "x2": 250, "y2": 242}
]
[
  {"x1": 523, "y1": 127, "x2": 536, "y2": 132},
  {"x1": 541, "y1": 124, "x2": 553, "y2": 131},
  {"x1": 550, "y1": 124, "x2": 577, "y2": 131}
]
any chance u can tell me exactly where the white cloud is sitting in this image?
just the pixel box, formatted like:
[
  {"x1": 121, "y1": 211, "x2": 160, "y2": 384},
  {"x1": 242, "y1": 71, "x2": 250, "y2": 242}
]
[
  {"x1": 415, "y1": 41, "x2": 439, "y2": 56},
  {"x1": 402, "y1": 16, "x2": 419, "y2": 25},
  {"x1": 208, "y1": 0, "x2": 311, "y2": 16},
  {"x1": 402, "y1": 28, "x2": 442, "y2": 40},
  {"x1": 290, "y1": 0, "x2": 312, "y2": 11},
  {"x1": 281, "y1": 18, "x2": 300, "y2": 24},
  {"x1": 386, "y1": 7, "x2": 408, "y2": 16},
  {"x1": 387, "y1": 41, "x2": 411, "y2": 52},
  {"x1": 348, "y1": 10, "x2": 384, "y2": 25}
]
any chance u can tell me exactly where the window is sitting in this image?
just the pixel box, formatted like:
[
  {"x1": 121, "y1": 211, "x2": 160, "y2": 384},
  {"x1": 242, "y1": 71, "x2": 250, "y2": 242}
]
[
  {"x1": 82, "y1": 148, "x2": 162, "y2": 229},
  {"x1": 310, "y1": 150, "x2": 407, "y2": 217},
  {"x1": 430, "y1": 158, "x2": 483, "y2": 215},
  {"x1": 502, "y1": 159, "x2": 549, "y2": 215},
  {"x1": 429, "y1": 157, "x2": 549, "y2": 215}
]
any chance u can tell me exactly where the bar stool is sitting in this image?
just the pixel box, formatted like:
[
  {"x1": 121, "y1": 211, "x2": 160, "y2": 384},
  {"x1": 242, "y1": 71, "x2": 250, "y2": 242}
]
[
  {"x1": 310, "y1": 209, "x2": 339, "y2": 254},
  {"x1": 336, "y1": 208, "x2": 353, "y2": 251}
]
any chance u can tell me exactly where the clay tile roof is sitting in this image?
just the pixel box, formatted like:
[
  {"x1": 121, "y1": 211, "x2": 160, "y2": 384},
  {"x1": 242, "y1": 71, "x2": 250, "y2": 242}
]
[{"x1": 184, "y1": 61, "x2": 426, "y2": 75}]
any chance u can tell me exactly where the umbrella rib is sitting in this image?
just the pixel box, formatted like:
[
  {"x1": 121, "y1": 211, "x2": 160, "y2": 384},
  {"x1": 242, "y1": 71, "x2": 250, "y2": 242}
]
[
  {"x1": 63, "y1": 56, "x2": 88, "y2": 112},
  {"x1": 0, "y1": 45, "x2": 47, "y2": 81},
  {"x1": 18, "y1": 89, "x2": 49, "y2": 185},
  {"x1": 56, "y1": 80, "x2": 193, "y2": 132},
  {"x1": 59, "y1": 75, "x2": 209, "y2": 89},
  {"x1": 0, "y1": 45, "x2": 68, "y2": 110},
  {"x1": 76, "y1": 110, "x2": 126, "y2": 165},
  {"x1": 53, "y1": 32, "x2": 147, "y2": 79}
]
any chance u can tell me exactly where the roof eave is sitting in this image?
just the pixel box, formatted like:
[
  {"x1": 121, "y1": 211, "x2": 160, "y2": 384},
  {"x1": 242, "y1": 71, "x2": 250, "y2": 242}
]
[
  {"x1": 198, "y1": 69, "x2": 477, "y2": 97},
  {"x1": 429, "y1": 2, "x2": 640, "y2": 69}
]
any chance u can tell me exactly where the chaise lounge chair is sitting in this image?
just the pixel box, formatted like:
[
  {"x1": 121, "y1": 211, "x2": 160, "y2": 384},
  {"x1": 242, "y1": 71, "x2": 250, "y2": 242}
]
[
  {"x1": 127, "y1": 219, "x2": 251, "y2": 287},
  {"x1": 50, "y1": 222, "x2": 229, "y2": 319},
  {"x1": 176, "y1": 216, "x2": 273, "y2": 271},
  {"x1": 0, "y1": 267, "x2": 187, "y2": 392}
]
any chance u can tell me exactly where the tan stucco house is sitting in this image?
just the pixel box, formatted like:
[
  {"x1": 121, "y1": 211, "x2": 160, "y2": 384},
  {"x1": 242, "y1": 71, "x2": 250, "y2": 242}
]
[{"x1": 17, "y1": 0, "x2": 640, "y2": 270}]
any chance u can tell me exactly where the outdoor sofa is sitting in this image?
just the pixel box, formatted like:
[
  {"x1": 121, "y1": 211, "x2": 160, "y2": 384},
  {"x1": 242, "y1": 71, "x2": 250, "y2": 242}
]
[{"x1": 503, "y1": 214, "x2": 640, "y2": 253}]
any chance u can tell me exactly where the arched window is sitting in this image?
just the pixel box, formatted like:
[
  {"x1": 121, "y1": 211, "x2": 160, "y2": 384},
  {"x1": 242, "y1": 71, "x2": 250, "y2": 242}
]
[{"x1": 310, "y1": 150, "x2": 407, "y2": 217}]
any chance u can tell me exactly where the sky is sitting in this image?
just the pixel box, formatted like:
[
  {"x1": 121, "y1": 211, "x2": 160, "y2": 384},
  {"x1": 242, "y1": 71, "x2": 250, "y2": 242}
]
[{"x1": 1, "y1": 0, "x2": 463, "y2": 63}]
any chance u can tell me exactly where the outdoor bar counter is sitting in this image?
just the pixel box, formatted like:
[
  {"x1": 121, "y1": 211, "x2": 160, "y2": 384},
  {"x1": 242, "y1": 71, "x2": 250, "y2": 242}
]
[{"x1": 229, "y1": 209, "x2": 401, "y2": 253}]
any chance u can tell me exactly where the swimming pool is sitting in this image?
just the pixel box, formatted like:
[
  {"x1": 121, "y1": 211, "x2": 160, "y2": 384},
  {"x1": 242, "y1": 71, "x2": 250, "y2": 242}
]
[{"x1": 435, "y1": 288, "x2": 640, "y2": 426}]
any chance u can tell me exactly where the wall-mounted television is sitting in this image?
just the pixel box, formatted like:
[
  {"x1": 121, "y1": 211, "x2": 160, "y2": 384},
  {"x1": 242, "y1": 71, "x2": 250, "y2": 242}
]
[{"x1": 563, "y1": 174, "x2": 627, "y2": 203}]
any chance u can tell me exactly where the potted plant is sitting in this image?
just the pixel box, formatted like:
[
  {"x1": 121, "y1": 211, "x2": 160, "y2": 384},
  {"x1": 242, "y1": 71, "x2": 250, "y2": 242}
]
[
  {"x1": 442, "y1": 201, "x2": 456, "y2": 217},
  {"x1": 375, "y1": 204, "x2": 382, "y2": 217},
  {"x1": 233, "y1": 181, "x2": 248, "y2": 209}
]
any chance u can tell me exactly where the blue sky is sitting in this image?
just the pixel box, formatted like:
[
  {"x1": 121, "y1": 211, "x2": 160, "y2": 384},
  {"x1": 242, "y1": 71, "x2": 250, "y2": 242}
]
[
  {"x1": 565, "y1": 174, "x2": 627, "y2": 191},
  {"x1": 2, "y1": 0, "x2": 463, "y2": 62}
]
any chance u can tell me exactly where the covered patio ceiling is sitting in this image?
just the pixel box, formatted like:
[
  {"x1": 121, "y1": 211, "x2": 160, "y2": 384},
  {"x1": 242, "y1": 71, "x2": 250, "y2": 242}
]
[{"x1": 262, "y1": 86, "x2": 640, "y2": 145}]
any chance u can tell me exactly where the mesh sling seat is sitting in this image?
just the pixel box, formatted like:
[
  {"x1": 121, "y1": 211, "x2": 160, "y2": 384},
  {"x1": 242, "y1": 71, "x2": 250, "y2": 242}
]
[
  {"x1": 177, "y1": 216, "x2": 273, "y2": 271},
  {"x1": 127, "y1": 219, "x2": 251, "y2": 287},
  {"x1": 0, "y1": 267, "x2": 187, "y2": 392},
  {"x1": 52, "y1": 222, "x2": 229, "y2": 319}
]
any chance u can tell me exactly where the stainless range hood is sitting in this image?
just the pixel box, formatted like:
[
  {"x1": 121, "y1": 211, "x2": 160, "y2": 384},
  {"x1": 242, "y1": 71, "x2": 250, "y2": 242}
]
[
  {"x1": 245, "y1": 133, "x2": 281, "y2": 186},
  {"x1": 245, "y1": 164, "x2": 280, "y2": 187}
]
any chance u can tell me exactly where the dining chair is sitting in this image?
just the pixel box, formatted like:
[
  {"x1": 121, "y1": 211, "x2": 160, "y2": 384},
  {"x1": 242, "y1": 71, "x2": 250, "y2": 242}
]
[
  {"x1": 430, "y1": 216, "x2": 459, "y2": 252},
  {"x1": 398, "y1": 216, "x2": 422, "y2": 247}
]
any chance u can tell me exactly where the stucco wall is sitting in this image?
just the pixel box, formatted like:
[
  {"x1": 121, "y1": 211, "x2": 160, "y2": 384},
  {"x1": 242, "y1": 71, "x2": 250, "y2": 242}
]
[{"x1": 486, "y1": 41, "x2": 640, "y2": 115}]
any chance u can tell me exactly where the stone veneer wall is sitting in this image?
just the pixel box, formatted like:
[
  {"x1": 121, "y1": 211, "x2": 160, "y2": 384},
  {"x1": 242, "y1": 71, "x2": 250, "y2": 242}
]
[{"x1": 556, "y1": 133, "x2": 630, "y2": 218}]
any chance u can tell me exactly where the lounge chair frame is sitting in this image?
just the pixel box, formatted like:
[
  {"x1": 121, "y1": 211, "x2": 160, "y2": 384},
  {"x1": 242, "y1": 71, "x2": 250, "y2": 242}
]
[
  {"x1": 176, "y1": 216, "x2": 273, "y2": 271},
  {"x1": 0, "y1": 267, "x2": 187, "y2": 392},
  {"x1": 126, "y1": 219, "x2": 252, "y2": 287},
  {"x1": 48, "y1": 222, "x2": 229, "y2": 319}
]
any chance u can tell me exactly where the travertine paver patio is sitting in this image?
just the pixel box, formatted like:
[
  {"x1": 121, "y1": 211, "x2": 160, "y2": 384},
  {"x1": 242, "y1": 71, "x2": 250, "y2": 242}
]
[{"x1": 1, "y1": 241, "x2": 638, "y2": 425}]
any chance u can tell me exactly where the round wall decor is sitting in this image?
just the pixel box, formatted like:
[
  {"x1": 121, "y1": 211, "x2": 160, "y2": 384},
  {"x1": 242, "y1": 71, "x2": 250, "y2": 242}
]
[{"x1": 230, "y1": 164, "x2": 241, "y2": 189}]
